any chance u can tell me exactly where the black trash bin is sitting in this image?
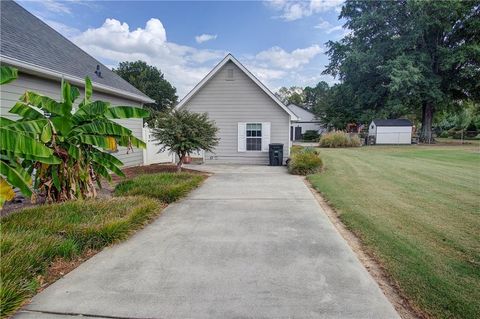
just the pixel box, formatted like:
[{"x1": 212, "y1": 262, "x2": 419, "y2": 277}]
[{"x1": 269, "y1": 143, "x2": 283, "y2": 166}]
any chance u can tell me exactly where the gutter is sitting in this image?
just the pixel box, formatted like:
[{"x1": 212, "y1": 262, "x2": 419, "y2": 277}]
[{"x1": 1, "y1": 55, "x2": 155, "y2": 104}]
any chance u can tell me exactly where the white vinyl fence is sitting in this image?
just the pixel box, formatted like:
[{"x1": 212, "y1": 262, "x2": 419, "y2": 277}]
[{"x1": 142, "y1": 125, "x2": 175, "y2": 165}]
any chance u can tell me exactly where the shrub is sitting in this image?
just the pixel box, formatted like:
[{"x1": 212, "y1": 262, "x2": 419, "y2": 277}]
[
  {"x1": 302, "y1": 130, "x2": 320, "y2": 141},
  {"x1": 288, "y1": 148, "x2": 323, "y2": 175},
  {"x1": 290, "y1": 145, "x2": 304, "y2": 155},
  {"x1": 114, "y1": 172, "x2": 205, "y2": 203},
  {"x1": 319, "y1": 131, "x2": 362, "y2": 148}
]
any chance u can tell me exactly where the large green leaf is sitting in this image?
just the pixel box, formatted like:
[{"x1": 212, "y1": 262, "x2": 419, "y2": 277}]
[
  {"x1": 0, "y1": 117, "x2": 15, "y2": 127},
  {"x1": 0, "y1": 128, "x2": 59, "y2": 163},
  {"x1": 73, "y1": 101, "x2": 110, "y2": 123},
  {"x1": 85, "y1": 77, "x2": 92, "y2": 103},
  {"x1": 91, "y1": 152, "x2": 125, "y2": 177},
  {"x1": 0, "y1": 66, "x2": 18, "y2": 85},
  {"x1": 74, "y1": 120, "x2": 132, "y2": 137},
  {"x1": 2, "y1": 118, "x2": 49, "y2": 135},
  {"x1": 77, "y1": 134, "x2": 111, "y2": 149},
  {"x1": 50, "y1": 116, "x2": 73, "y2": 136},
  {"x1": 105, "y1": 106, "x2": 149, "y2": 119},
  {"x1": 118, "y1": 135, "x2": 147, "y2": 149},
  {"x1": 90, "y1": 148, "x2": 123, "y2": 166},
  {"x1": 0, "y1": 160, "x2": 32, "y2": 197},
  {"x1": 61, "y1": 80, "x2": 80, "y2": 114},
  {"x1": 9, "y1": 102, "x2": 44, "y2": 120},
  {"x1": 21, "y1": 91, "x2": 68, "y2": 116}
]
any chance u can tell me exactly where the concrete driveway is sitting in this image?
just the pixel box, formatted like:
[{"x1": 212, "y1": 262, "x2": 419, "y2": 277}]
[{"x1": 16, "y1": 165, "x2": 399, "y2": 319}]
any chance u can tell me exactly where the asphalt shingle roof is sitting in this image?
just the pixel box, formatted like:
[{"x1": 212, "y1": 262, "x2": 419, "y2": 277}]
[
  {"x1": 373, "y1": 119, "x2": 412, "y2": 127},
  {"x1": 0, "y1": 0, "x2": 151, "y2": 101}
]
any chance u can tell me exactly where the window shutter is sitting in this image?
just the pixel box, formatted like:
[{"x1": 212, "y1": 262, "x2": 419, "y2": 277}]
[
  {"x1": 261, "y1": 122, "x2": 271, "y2": 152},
  {"x1": 238, "y1": 122, "x2": 246, "y2": 152}
]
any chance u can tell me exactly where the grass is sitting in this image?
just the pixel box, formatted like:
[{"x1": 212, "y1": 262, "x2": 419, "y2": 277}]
[
  {"x1": 307, "y1": 144, "x2": 480, "y2": 319},
  {"x1": 0, "y1": 197, "x2": 159, "y2": 317},
  {"x1": 114, "y1": 172, "x2": 206, "y2": 203},
  {"x1": 1, "y1": 171, "x2": 206, "y2": 318}
]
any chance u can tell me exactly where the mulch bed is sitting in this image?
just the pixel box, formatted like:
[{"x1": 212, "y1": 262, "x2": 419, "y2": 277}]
[{"x1": 1, "y1": 164, "x2": 204, "y2": 217}]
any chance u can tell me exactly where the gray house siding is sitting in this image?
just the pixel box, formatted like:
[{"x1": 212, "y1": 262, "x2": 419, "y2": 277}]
[
  {"x1": 182, "y1": 61, "x2": 290, "y2": 164},
  {"x1": 0, "y1": 72, "x2": 144, "y2": 167}
]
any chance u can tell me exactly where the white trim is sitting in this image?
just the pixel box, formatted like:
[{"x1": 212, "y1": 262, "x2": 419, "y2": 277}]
[
  {"x1": 176, "y1": 54, "x2": 298, "y2": 120},
  {"x1": 1, "y1": 55, "x2": 155, "y2": 104}
]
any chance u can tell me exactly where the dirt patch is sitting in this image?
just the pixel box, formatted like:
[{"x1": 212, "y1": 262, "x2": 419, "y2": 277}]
[{"x1": 304, "y1": 179, "x2": 428, "y2": 319}]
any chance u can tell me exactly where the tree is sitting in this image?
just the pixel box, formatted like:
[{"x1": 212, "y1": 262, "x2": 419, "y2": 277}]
[
  {"x1": 152, "y1": 110, "x2": 219, "y2": 172},
  {"x1": 324, "y1": 0, "x2": 480, "y2": 143},
  {"x1": 304, "y1": 81, "x2": 330, "y2": 110},
  {"x1": 113, "y1": 61, "x2": 178, "y2": 125},
  {"x1": 1, "y1": 75, "x2": 149, "y2": 203},
  {"x1": 275, "y1": 86, "x2": 305, "y2": 105}
]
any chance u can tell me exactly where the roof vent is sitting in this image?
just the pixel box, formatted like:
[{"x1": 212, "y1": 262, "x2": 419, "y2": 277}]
[
  {"x1": 226, "y1": 68, "x2": 234, "y2": 81},
  {"x1": 94, "y1": 65, "x2": 102, "y2": 78}
]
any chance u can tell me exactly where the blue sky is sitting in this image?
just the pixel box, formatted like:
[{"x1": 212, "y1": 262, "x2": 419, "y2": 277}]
[{"x1": 18, "y1": 0, "x2": 346, "y2": 97}]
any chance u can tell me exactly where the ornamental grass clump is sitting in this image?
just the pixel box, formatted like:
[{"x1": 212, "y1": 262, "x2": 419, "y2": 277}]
[
  {"x1": 319, "y1": 131, "x2": 361, "y2": 148},
  {"x1": 288, "y1": 147, "x2": 323, "y2": 175}
]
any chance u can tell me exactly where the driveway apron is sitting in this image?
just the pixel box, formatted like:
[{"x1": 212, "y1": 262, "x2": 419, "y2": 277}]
[{"x1": 16, "y1": 165, "x2": 399, "y2": 319}]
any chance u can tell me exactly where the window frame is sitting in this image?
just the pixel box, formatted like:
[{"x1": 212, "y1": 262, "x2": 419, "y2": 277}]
[{"x1": 246, "y1": 123, "x2": 262, "y2": 152}]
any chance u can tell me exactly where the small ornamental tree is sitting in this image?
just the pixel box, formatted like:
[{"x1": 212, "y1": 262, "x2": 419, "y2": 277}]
[{"x1": 152, "y1": 110, "x2": 219, "y2": 172}]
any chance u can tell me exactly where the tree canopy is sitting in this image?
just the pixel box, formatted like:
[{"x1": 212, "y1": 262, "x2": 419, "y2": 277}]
[
  {"x1": 113, "y1": 61, "x2": 178, "y2": 125},
  {"x1": 323, "y1": 0, "x2": 480, "y2": 142},
  {"x1": 152, "y1": 110, "x2": 219, "y2": 171}
]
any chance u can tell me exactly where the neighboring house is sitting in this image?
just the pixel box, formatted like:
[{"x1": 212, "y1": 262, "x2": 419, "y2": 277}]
[
  {"x1": 368, "y1": 119, "x2": 413, "y2": 144},
  {"x1": 0, "y1": 0, "x2": 154, "y2": 167},
  {"x1": 177, "y1": 54, "x2": 298, "y2": 164},
  {"x1": 286, "y1": 103, "x2": 324, "y2": 141}
]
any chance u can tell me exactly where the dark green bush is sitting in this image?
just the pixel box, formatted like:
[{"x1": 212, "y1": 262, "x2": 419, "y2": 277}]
[
  {"x1": 319, "y1": 131, "x2": 361, "y2": 148},
  {"x1": 288, "y1": 148, "x2": 323, "y2": 175},
  {"x1": 302, "y1": 130, "x2": 320, "y2": 141},
  {"x1": 439, "y1": 131, "x2": 449, "y2": 138}
]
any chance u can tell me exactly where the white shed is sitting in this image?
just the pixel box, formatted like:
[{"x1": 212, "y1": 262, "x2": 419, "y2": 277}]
[{"x1": 368, "y1": 119, "x2": 413, "y2": 144}]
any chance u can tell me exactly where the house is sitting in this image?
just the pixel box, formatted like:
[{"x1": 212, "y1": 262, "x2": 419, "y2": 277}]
[
  {"x1": 286, "y1": 103, "x2": 324, "y2": 141},
  {"x1": 0, "y1": 0, "x2": 154, "y2": 167},
  {"x1": 177, "y1": 54, "x2": 298, "y2": 164},
  {"x1": 368, "y1": 119, "x2": 413, "y2": 144}
]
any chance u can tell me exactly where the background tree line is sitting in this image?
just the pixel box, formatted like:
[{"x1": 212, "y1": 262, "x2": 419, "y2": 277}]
[{"x1": 277, "y1": 0, "x2": 479, "y2": 142}]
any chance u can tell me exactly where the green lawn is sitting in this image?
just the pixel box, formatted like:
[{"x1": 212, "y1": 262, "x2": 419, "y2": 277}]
[
  {"x1": 308, "y1": 145, "x2": 480, "y2": 319},
  {"x1": 1, "y1": 172, "x2": 205, "y2": 318}
]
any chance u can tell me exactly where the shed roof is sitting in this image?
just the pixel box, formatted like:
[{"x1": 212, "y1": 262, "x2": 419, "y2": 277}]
[
  {"x1": 0, "y1": 0, "x2": 154, "y2": 103},
  {"x1": 372, "y1": 119, "x2": 412, "y2": 127}
]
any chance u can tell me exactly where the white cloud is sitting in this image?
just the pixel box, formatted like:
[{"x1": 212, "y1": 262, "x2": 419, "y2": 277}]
[
  {"x1": 70, "y1": 17, "x2": 326, "y2": 97},
  {"x1": 42, "y1": 18, "x2": 81, "y2": 37},
  {"x1": 254, "y1": 45, "x2": 323, "y2": 69},
  {"x1": 73, "y1": 18, "x2": 226, "y2": 96},
  {"x1": 195, "y1": 34, "x2": 217, "y2": 44},
  {"x1": 314, "y1": 18, "x2": 344, "y2": 34},
  {"x1": 267, "y1": 0, "x2": 344, "y2": 21}
]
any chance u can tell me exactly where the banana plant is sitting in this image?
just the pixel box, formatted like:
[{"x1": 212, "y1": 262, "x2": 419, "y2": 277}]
[
  {"x1": 0, "y1": 66, "x2": 60, "y2": 207},
  {"x1": 1, "y1": 74, "x2": 149, "y2": 203}
]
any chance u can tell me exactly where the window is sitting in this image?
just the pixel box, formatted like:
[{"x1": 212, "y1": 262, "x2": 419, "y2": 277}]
[{"x1": 246, "y1": 123, "x2": 262, "y2": 151}]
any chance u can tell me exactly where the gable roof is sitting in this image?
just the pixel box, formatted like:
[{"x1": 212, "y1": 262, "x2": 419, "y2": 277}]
[
  {"x1": 176, "y1": 54, "x2": 298, "y2": 120},
  {"x1": 372, "y1": 119, "x2": 412, "y2": 127},
  {"x1": 287, "y1": 104, "x2": 320, "y2": 122},
  {"x1": 0, "y1": 0, "x2": 154, "y2": 103}
]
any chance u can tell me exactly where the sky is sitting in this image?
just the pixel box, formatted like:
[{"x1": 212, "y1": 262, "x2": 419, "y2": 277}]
[{"x1": 17, "y1": 0, "x2": 347, "y2": 98}]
